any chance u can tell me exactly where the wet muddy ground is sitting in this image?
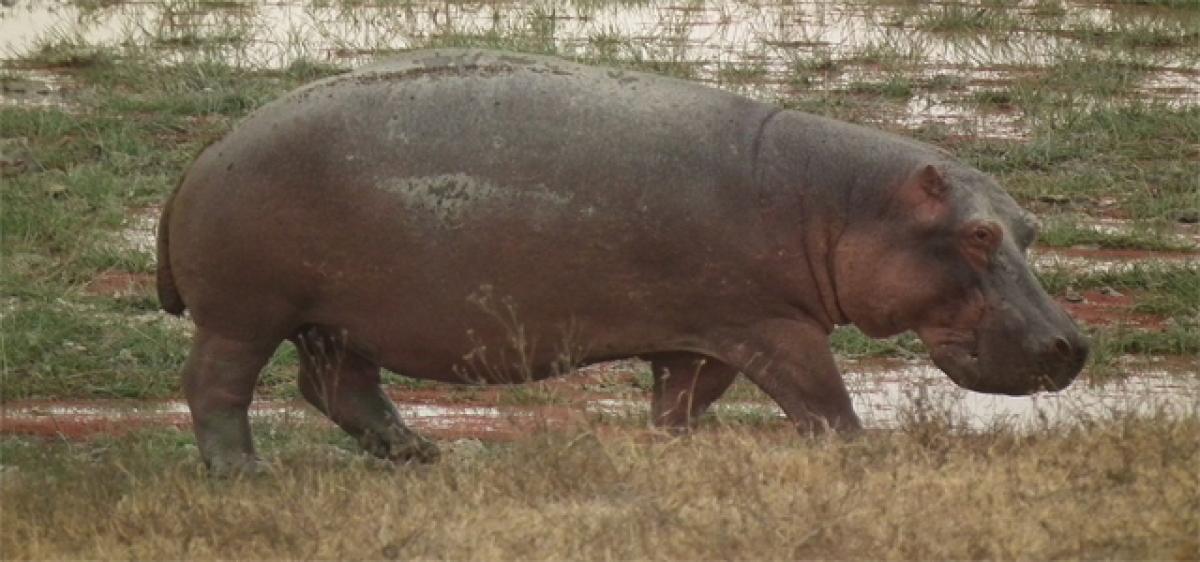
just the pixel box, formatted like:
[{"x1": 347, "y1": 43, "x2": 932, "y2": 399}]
[{"x1": 4, "y1": 356, "x2": 1196, "y2": 441}]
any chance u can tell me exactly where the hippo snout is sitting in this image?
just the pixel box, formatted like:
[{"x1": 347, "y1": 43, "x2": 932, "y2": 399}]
[
  {"x1": 928, "y1": 321, "x2": 1089, "y2": 396},
  {"x1": 1039, "y1": 331, "x2": 1089, "y2": 391}
]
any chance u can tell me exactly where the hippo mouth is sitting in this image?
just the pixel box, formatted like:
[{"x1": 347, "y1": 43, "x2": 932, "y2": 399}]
[
  {"x1": 928, "y1": 340, "x2": 994, "y2": 392},
  {"x1": 927, "y1": 337, "x2": 1077, "y2": 396}
]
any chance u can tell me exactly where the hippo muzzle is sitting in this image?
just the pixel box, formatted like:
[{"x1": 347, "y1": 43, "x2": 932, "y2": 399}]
[{"x1": 928, "y1": 267, "x2": 1090, "y2": 396}]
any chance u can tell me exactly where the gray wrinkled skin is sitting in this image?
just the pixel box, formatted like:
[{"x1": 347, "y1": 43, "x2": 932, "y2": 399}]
[{"x1": 159, "y1": 49, "x2": 1087, "y2": 471}]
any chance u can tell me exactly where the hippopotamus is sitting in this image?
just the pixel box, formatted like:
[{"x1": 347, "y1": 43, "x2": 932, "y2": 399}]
[{"x1": 157, "y1": 49, "x2": 1088, "y2": 473}]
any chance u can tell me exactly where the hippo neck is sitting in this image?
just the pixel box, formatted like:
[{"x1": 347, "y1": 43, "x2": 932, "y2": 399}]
[{"x1": 756, "y1": 110, "x2": 942, "y2": 330}]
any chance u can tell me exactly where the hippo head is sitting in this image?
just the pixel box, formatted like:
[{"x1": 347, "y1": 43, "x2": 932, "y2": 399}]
[{"x1": 833, "y1": 163, "x2": 1088, "y2": 395}]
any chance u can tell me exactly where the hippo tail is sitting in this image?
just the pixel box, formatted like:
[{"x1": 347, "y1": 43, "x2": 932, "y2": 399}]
[{"x1": 156, "y1": 184, "x2": 186, "y2": 316}]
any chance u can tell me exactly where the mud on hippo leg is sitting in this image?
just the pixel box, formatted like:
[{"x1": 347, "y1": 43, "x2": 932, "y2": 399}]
[
  {"x1": 293, "y1": 327, "x2": 439, "y2": 464},
  {"x1": 182, "y1": 328, "x2": 279, "y2": 476},
  {"x1": 718, "y1": 320, "x2": 862, "y2": 434},
  {"x1": 648, "y1": 352, "x2": 738, "y2": 432}
]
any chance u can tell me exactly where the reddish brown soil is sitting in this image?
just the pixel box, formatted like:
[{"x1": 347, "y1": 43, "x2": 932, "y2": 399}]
[
  {"x1": 1057, "y1": 290, "x2": 1168, "y2": 330},
  {"x1": 84, "y1": 271, "x2": 154, "y2": 297},
  {"x1": 1, "y1": 400, "x2": 192, "y2": 440},
  {"x1": 1037, "y1": 247, "x2": 1193, "y2": 330}
]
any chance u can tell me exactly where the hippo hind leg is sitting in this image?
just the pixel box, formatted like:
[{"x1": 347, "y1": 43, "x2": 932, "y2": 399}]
[
  {"x1": 293, "y1": 326, "x2": 439, "y2": 464},
  {"x1": 182, "y1": 327, "x2": 281, "y2": 476},
  {"x1": 648, "y1": 352, "x2": 738, "y2": 432}
]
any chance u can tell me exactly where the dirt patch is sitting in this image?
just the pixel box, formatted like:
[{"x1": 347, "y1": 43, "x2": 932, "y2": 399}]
[
  {"x1": 84, "y1": 270, "x2": 155, "y2": 297},
  {"x1": 1057, "y1": 289, "x2": 1170, "y2": 330}
]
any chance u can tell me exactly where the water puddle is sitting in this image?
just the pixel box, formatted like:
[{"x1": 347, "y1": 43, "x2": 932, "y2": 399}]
[
  {"x1": 1074, "y1": 217, "x2": 1200, "y2": 249},
  {"x1": 4, "y1": 0, "x2": 1199, "y2": 136},
  {"x1": 1032, "y1": 247, "x2": 1199, "y2": 274},
  {"x1": 0, "y1": 68, "x2": 68, "y2": 107},
  {"x1": 841, "y1": 358, "x2": 1199, "y2": 431},
  {"x1": 118, "y1": 206, "x2": 159, "y2": 257}
]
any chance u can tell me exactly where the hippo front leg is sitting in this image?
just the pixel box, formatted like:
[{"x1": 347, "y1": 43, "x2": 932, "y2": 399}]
[{"x1": 716, "y1": 320, "x2": 861, "y2": 433}]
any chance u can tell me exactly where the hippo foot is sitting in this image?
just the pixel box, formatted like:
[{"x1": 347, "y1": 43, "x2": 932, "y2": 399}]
[
  {"x1": 650, "y1": 423, "x2": 694, "y2": 439},
  {"x1": 205, "y1": 454, "x2": 270, "y2": 478},
  {"x1": 359, "y1": 426, "x2": 440, "y2": 464}
]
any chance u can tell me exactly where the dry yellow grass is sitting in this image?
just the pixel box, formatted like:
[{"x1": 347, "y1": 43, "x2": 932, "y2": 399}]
[{"x1": 1, "y1": 412, "x2": 1198, "y2": 560}]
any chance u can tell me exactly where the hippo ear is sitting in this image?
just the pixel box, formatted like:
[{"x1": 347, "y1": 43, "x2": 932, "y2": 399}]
[
  {"x1": 914, "y1": 164, "x2": 949, "y2": 199},
  {"x1": 895, "y1": 164, "x2": 951, "y2": 223}
]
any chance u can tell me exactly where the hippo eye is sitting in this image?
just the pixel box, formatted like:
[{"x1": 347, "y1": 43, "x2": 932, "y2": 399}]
[
  {"x1": 973, "y1": 227, "x2": 993, "y2": 244},
  {"x1": 963, "y1": 222, "x2": 1002, "y2": 259}
]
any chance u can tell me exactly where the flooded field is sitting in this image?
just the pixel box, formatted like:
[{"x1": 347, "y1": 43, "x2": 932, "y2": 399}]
[{"x1": 4, "y1": 0, "x2": 1200, "y2": 134}]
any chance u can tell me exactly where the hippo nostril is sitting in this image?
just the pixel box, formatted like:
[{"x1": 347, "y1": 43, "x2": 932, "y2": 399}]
[{"x1": 1052, "y1": 337, "x2": 1072, "y2": 358}]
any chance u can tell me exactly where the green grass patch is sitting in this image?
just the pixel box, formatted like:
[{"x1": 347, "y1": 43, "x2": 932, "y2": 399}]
[
  {"x1": 831, "y1": 326, "x2": 925, "y2": 358},
  {"x1": 914, "y1": 4, "x2": 1021, "y2": 33},
  {"x1": 1088, "y1": 323, "x2": 1200, "y2": 373},
  {"x1": 0, "y1": 299, "x2": 188, "y2": 400},
  {"x1": 716, "y1": 61, "x2": 769, "y2": 85},
  {"x1": 18, "y1": 31, "x2": 115, "y2": 69},
  {"x1": 846, "y1": 76, "x2": 915, "y2": 99},
  {"x1": 1037, "y1": 262, "x2": 1200, "y2": 318},
  {"x1": 1066, "y1": 15, "x2": 1200, "y2": 49},
  {"x1": 951, "y1": 103, "x2": 1200, "y2": 221},
  {"x1": 415, "y1": 30, "x2": 559, "y2": 57},
  {"x1": 843, "y1": 34, "x2": 928, "y2": 70},
  {"x1": 969, "y1": 89, "x2": 1016, "y2": 106},
  {"x1": 0, "y1": 54, "x2": 343, "y2": 401},
  {"x1": 1013, "y1": 54, "x2": 1153, "y2": 101}
]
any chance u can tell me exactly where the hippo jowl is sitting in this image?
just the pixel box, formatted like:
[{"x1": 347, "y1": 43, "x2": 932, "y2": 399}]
[{"x1": 157, "y1": 49, "x2": 1088, "y2": 473}]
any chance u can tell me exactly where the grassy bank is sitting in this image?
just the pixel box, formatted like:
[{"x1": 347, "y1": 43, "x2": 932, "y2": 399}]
[{"x1": 1, "y1": 412, "x2": 1197, "y2": 559}]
